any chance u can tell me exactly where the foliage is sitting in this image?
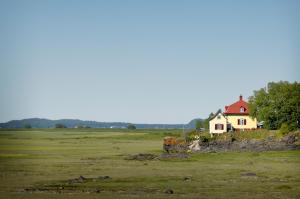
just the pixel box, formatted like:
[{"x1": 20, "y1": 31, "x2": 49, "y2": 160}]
[
  {"x1": 201, "y1": 112, "x2": 214, "y2": 130},
  {"x1": 185, "y1": 130, "x2": 199, "y2": 142},
  {"x1": 23, "y1": 124, "x2": 31, "y2": 129},
  {"x1": 185, "y1": 131, "x2": 213, "y2": 143},
  {"x1": 249, "y1": 81, "x2": 300, "y2": 130},
  {"x1": 211, "y1": 130, "x2": 274, "y2": 141},
  {"x1": 55, "y1": 123, "x2": 66, "y2": 128},
  {"x1": 127, "y1": 124, "x2": 136, "y2": 130},
  {"x1": 199, "y1": 134, "x2": 210, "y2": 142},
  {"x1": 195, "y1": 120, "x2": 203, "y2": 130},
  {"x1": 279, "y1": 123, "x2": 289, "y2": 136}
]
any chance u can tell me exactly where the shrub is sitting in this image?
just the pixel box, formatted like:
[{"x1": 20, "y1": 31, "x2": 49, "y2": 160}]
[
  {"x1": 55, "y1": 124, "x2": 66, "y2": 128},
  {"x1": 23, "y1": 124, "x2": 32, "y2": 129},
  {"x1": 279, "y1": 123, "x2": 289, "y2": 136},
  {"x1": 199, "y1": 136, "x2": 209, "y2": 143},
  {"x1": 127, "y1": 124, "x2": 136, "y2": 130}
]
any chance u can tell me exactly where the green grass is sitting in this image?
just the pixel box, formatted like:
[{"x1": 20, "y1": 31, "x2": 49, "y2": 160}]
[{"x1": 0, "y1": 128, "x2": 299, "y2": 199}]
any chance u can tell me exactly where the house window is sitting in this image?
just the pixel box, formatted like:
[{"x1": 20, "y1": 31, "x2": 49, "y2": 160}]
[
  {"x1": 238, "y1": 119, "x2": 247, "y2": 125},
  {"x1": 215, "y1": 124, "x2": 224, "y2": 130},
  {"x1": 217, "y1": 115, "x2": 221, "y2": 119},
  {"x1": 240, "y1": 107, "x2": 245, "y2": 113}
]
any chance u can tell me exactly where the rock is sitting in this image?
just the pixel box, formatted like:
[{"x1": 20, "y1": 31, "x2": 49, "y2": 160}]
[
  {"x1": 164, "y1": 189, "x2": 174, "y2": 194},
  {"x1": 265, "y1": 136, "x2": 274, "y2": 142},
  {"x1": 78, "y1": 175, "x2": 86, "y2": 182},
  {"x1": 99, "y1": 176, "x2": 111, "y2": 180},
  {"x1": 189, "y1": 140, "x2": 201, "y2": 151},
  {"x1": 180, "y1": 132, "x2": 300, "y2": 153},
  {"x1": 125, "y1": 153, "x2": 158, "y2": 161},
  {"x1": 183, "y1": 177, "x2": 191, "y2": 181},
  {"x1": 95, "y1": 188, "x2": 101, "y2": 193},
  {"x1": 68, "y1": 175, "x2": 87, "y2": 184},
  {"x1": 241, "y1": 172, "x2": 257, "y2": 177},
  {"x1": 281, "y1": 135, "x2": 296, "y2": 144}
]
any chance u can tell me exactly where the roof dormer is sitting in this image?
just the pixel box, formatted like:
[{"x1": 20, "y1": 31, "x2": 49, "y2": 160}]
[{"x1": 240, "y1": 106, "x2": 246, "y2": 113}]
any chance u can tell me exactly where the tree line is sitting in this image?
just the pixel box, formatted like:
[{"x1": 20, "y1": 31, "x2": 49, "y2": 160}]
[{"x1": 249, "y1": 81, "x2": 300, "y2": 131}]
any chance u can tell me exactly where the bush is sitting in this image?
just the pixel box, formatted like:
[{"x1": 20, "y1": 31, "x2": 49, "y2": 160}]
[
  {"x1": 199, "y1": 135, "x2": 209, "y2": 143},
  {"x1": 23, "y1": 124, "x2": 32, "y2": 129},
  {"x1": 185, "y1": 131, "x2": 199, "y2": 142},
  {"x1": 127, "y1": 124, "x2": 136, "y2": 130},
  {"x1": 55, "y1": 124, "x2": 66, "y2": 128},
  {"x1": 279, "y1": 123, "x2": 289, "y2": 136}
]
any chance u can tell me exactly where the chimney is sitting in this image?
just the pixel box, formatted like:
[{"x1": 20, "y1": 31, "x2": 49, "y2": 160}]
[
  {"x1": 239, "y1": 95, "x2": 243, "y2": 101},
  {"x1": 225, "y1": 106, "x2": 228, "y2": 110}
]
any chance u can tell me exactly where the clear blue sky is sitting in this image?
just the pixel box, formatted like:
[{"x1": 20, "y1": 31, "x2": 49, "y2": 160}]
[{"x1": 0, "y1": 0, "x2": 299, "y2": 123}]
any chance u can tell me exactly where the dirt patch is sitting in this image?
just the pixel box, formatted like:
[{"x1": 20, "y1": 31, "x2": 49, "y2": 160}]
[
  {"x1": 22, "y1": 176, "x2": 173, "y2": 195},
  {"x1": 23, "y1": 175, "x2": 112, "y2": 194}
]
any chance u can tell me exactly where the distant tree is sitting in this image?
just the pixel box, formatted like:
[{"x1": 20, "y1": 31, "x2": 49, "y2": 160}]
[
  {"x1": 249, "y1": 81, "x2": 300, "y2": 130},
  {"x1": 127, "y1": 124, "x2": 136, "y2": 130},
  {"x1": 55, "y1": 123, "x2": 66, "y2": 128},
  {"x1": 203, "y1": 112, "x2": 214, "y2": 130},
  {"x1": 23, "y1": 124, "x2": 32, "y2": 129},
  {"x1": 195, "y1": 120, "x2": 203, "y2": 131}
]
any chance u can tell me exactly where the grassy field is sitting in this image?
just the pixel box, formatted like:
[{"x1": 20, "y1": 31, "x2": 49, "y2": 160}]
[{"x1": 0, "y1": 128, "x2": 299, "y2": 199}]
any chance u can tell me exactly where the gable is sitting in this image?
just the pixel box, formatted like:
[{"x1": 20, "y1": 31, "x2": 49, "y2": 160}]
[{"x1": 210, "y1": 112, "x2": 226, "y2": 122}]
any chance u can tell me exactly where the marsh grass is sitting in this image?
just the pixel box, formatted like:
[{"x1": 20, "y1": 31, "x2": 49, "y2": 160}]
[{"x1": 0, "y1": 128, "x2": 299, "y2": 199}]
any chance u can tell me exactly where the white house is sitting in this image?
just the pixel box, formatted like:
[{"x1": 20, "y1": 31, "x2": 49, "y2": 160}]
[{"x1": 209, "y1": 109, "x2": 227, "y2": 135}]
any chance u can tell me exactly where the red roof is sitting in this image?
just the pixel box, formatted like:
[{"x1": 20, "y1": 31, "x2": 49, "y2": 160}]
[{"x1": 224, "y1": 95, "x2": 249, "y2": 115}]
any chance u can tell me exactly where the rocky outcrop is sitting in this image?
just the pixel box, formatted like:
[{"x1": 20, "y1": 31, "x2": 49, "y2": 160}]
[{"x1": 189, "y1": 132, "x2": 300, "y2": 152}]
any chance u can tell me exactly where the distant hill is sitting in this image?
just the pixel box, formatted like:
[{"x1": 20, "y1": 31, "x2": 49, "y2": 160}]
[
  {"x1": 186, "y1": 118, "x2": 204, "y2": 128},
  {"x1": 0, "y1": 118, "x2": 202, "y2": 129}
]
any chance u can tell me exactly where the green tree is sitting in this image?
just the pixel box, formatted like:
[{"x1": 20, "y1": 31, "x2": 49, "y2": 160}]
[
  {"x1": 203, "y1": 112, "x2": 214, "y2": 130},
  {"x1": 195, "y1": 120, "x2": 203, "y2": 131},
  {"x1": 23, "y1": 124, "x2": 32, "y2": 129},
  {"x1": 249, "y1": 81, "x2": 300, "y2": 130},
  {"x1": 127, "y1": 124, "x2": 136, "y2": 130},
  {"x1": 55, "y1": 123, "x2": 66, "y2": 128}
]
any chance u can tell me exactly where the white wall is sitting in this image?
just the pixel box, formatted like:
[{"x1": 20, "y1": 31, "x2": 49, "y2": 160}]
[{"x1": 209, "y1": 113, "x2": 227, "y2": 134}]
